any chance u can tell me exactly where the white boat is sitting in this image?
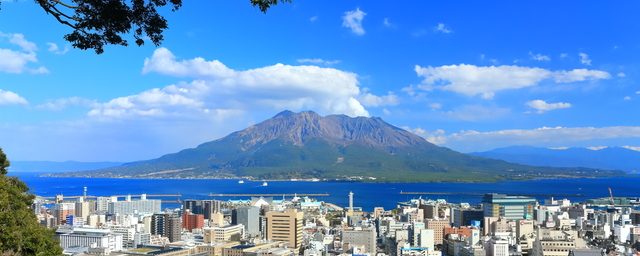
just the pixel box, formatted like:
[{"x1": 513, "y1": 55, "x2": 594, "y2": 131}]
[
  {"x1": 262, "y1": 181, "x2": 268, "y2": 186},
  {"x1": 238, "y1": 180, "x2": 245, "y2": 184}
]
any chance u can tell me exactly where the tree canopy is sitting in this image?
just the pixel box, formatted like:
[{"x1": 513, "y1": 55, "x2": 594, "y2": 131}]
[
  {"x1": 12, "y1": 0, "x2": 291, "y2": 54},
  {"x1": 0, "y1": 148, "x2": 63, "y2": 255}
]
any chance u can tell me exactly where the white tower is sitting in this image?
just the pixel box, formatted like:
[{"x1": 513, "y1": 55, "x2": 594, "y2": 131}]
[{"x1": 348, "y1": 191, "x2": 354, "y2": 212}]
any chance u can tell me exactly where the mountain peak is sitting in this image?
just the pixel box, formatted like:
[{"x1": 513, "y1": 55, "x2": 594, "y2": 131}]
[{"x1": 239, "y1": 110, "x2": 429, "y2": 149}]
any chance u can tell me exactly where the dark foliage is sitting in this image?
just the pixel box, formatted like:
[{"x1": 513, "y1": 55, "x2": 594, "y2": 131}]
[
  {"x1": 27, "y1": 0, "x2": 289, "y2": 54},
  {"x1": 0, "y1": 148, "x2": 63, "y2": 255}
]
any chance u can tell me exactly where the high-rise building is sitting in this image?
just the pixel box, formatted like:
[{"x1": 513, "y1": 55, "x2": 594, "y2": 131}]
[
  {"x1": 266, "y1": 209, "x2": 304, "y2": 252},
  {"x1": 452, "y1": 208, "x2": 484, "y2": 227},
  {"x1": 53, "y1": 203, "x2": 76, "y2": 225},
  {"x1": 232, "y1": 206, "x2": 260, "y2": 237},
  {"x1": 151, "y1": 213, "x2": 181, "y2": 242},
  {"x1": 425, "y1": 219, "x2": 450, "y2": 245},
  {"x1": 482, "y1": 193, "x2": 537, "y2": 220},
  {"x1": 182, "y1": 210, "x2": 205, "y2": 232},
  {"x1": 183, "y1": 199, "x2": 222, "y2": 220}
]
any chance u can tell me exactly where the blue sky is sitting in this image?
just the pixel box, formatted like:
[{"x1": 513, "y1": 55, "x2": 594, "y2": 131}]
[{"x1": 1, "y1": 1, "x2": 640, "y2": 161}]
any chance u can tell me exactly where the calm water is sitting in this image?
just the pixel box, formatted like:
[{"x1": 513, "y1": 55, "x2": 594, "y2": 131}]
[{"x1": 11, "y1": 172, "x2": 640, "y2": 211}]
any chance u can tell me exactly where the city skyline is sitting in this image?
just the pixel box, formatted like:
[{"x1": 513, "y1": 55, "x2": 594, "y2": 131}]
[{"x1": 1, "y1": 1, "x2": 640, "y2": 161}]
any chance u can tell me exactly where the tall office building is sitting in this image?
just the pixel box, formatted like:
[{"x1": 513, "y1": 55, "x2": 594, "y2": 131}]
[
  {"x1": 482, "y1": 193, "x2": 537, "y2": 220},
  {"x1": 53, "y1": 203, "x2": 76, "y2": 225},
  {"x1": 452, "y1": 208, "x2": 484, "y2": 227},
  {"x1": 183, "y1": 199, "x2": 222, "y2": 220},
  {"x1": 232, "y1": 206, "x2": 260, "y2": 237},
  {"x1": 182, "y1": 210, "x2": 205, "y2": 231},
  {"x1": 266, "y1": 209, "x2": 304, "y2": 252},
  {"x1": 425, "y1": 219, "x2": 451, "y2": 245},
  {"x1": 151, "y1": 213, "x2": 181, "y2": 242}
]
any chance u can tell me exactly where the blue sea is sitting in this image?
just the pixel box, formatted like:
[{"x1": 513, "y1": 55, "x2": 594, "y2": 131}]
[{"x1": 11, "y1": 173, "x2": 640, "y2": 211}]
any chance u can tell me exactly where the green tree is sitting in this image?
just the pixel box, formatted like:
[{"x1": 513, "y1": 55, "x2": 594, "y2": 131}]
[
  {"x1": 0, "y1": 148, "x2": 63, "y2": 255},
  {"x1": 0, "y1": 0, "x2": 290, "y2": 54}
]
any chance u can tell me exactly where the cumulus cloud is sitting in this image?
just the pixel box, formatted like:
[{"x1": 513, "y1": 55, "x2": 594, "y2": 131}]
[
  {"x1": 410, "y1": 126, "x2": 640, "y2": 152},
  {"x1": 413, "y1": 64, "x2": 610, "y2": 99},
  {"x1": 0, "y1": 89, "x2": 28, "y2": 105},
  {"x1": 342, "y1": 8, "x2": 366, "y2": 35},
  {"x1": 526, "y1": 99, "x2": 571, "y2": 113},
  {"x1": 46, "y1": 42, "x2": 70, "y2": 55},
  {"x1": 579, "y1": 52, "x2": 592, "y2": 66},
  {"x1": 0, "y1": 32, "x2": 48, "y2": 74},
  {"x1": 94, "y1": 47, "x2": 375, "y2": 119},
  {"x1": 529, "y1": 51, "x2": 550, "y2": 62},
  {"x1": 404, "y1": 127, "x2": 447, "y2": 145},
  {"x1": 296, "y1": 58, "x2": 341, "y2": 66},
  {"x1": 434, "y1": 23, "x2": 453, "y2": 34},
  {"x1": 358, "y1": 91, "x2": 399, "y2": 107}
]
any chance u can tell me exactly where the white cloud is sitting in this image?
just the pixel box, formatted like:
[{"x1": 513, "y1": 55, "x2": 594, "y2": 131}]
[
  {"x1": 403, "y1": 127, "x2": 447, "y2": 145},
  {"x1": 624, "y1": 96, "x2": 631, "y2": 101},
  {"x1": 526, "y1": 99, "x2": 571, "y2": 113},
  {"x1": 309, "y1": 16, "x2": 318, "y2": 22},
  {"x1": 559, "y1": 53, "x2": 568, "y2": 59},
  {"x1": 617, "y1": 72, "x2": 626, "y2": 78},
  {"x1": 434, "y1": 23, "x2": 452, "y2": 34},
  {"x1": 296, "y1": 58, "x2": 341, "y2": 66},
  {"x1": 0, "y1": 32, "x2": 47, "y2": 74},
  {"x1": 358, "y1": 91, "x2": 399, "y2": 107},
  {"x1": 529, "y1": 51, "x2": 550, "y2": 62},
  {"x1": 342, "y1": 8, "x2": 366, "y2": 36},
  {"x1": 413, "y1": 64, "x2": 610, "y2": 99},
  {"x1": 0, "y1": 89, "x2": 28, "y2": 105},
  {"x1": 46, "y1": 42, "x2": 70, "y2": 55},
  {"x1": 579, "y1": 52, "x2": 592, "y2": 66},
  {"x1": 586, "y1": 146, "x2": 607, "y2": 151},
  {"x1": 37, "y1": 97, "x2": 97, "y2": 111},
  {"x1": 99, "y1": 47, "x2": 373, "y2": 119},
  {"x1": 622, "y1": 145, "x2": 640, "y2": 152},
  {"x1": 383, "y1": 18, "x2": 394, "y2": 28},
  {"x1": 636, "y1": 91, "x2": 640, "y2": 95},
  {"x1": 412, "y1": 126, "x2": 640, "y2": 152}
]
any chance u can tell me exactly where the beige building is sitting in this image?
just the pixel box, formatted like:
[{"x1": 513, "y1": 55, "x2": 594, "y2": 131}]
[
  {"x1": 204, "y1": 225, "x2": 244, "y2": 243},
  {"x1": 266, "y1": 209, "x2": 304, "y2": 251},
  {"x1": 425, "y1": 219, "x2": 450, "y2": 245}
]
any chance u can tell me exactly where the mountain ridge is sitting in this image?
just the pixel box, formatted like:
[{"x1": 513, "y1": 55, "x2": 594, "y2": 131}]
[
  {"x1": 471, "y1": 145, "x2": 640, "y2": 173},
  {"x1": 52, "y1": 111, "x2": 623, "y2": 182}
]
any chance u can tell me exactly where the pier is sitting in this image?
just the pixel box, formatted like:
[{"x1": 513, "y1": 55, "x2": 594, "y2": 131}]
[
  {"x1": 400, "y1": 191, "x2": 585, "y2": 197},
  {"x1": 209, "y1": 193, "x2": 330, "y2": 197}
]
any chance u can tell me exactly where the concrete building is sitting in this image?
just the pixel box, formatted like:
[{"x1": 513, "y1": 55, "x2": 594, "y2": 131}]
[
  {"x1": 183, "y1": 199, "x2": 222, "y2": 220},
  {"x1": 204, "y1": 224, "x2": 244, "y2": 243},
  {"x1": 151, "y1": 213, "x2": 181, "y2": 242},
  {"x1": 483, "y1": 193, "x2": 536, "y2": 220},
  {"x1": 485, "y1": 238, "x2": 509, "y2": 256},
  {"x1": 108, "y1": 195, "x2": 161, "y2": 215},
  {"x1": 425, "y1": 219, "x2": 451, "y2": 245},
  {"x1": 57, "y1": 227, "x2": 123, "y2": 253},
  {"x1": 232, "y1": 206, "x2": 260, "y2": 237},
  {"x1": 53, "y1": 203, "x2": 75, "y2": 225},
  {"x1": 182, "y1": 210, "x2": 205, "y2": 232},
  {"x1": 453, "y1": 208, "x2": 484, "y2": 227},
  {"x1": 266, "y1": 209, "x2": 304, "y2": 251},
  {"x1": 342, "y1": 228, "x2": 377, "y2": 254}
]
